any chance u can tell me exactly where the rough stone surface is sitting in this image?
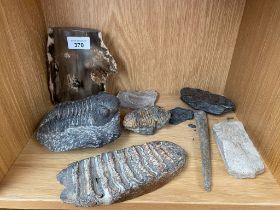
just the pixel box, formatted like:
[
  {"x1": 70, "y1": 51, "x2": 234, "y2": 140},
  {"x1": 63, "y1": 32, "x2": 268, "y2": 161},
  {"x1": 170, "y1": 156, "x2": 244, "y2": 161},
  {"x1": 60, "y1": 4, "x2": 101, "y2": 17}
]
[
  {"x1": 47, "y1": 27, "x2": 117, "y2": 104},
  {"x1": 213, "y1": 120, "x2": 265, "y2": 178},
  {"x1": 169, "y1": 107, "x2": 194, "y2": 125},
  {"x1": 57, "y1": 141, "x2": 186, "y2": 207},
  {"x1": 36, "y1": 92, "x2": 121, "y2": 152},
  {"x1": 180, "y1": 87, "x2": 235, "y2": 115},
  {"x1": 117, "y1": 90, "x2": 158, "y2": 109},
  {"x1": 194, "y1": 111, "x2": 212, "y2": 192},
  {"x1": 188, "y1": 124, "x2": 196, "y2": 128},
  {"x1": 123, "y1": 106, "x2": 170, "y2": 135}
]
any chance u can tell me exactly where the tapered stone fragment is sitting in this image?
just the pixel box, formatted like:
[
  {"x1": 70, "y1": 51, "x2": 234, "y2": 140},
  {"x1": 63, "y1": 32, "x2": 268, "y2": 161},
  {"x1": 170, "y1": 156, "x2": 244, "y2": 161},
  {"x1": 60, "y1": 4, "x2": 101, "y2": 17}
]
[
  {"x1": 194, "y1": 111, "x2": 211, "y2": 192},
  {"x1": 47, "y1": 27, "x2": 117, "y2": 104},
  {"x1": 36, "y1": 92, "x2": 121, "y2": 152},
  {"x1": 123, "y1": 106, "x2": 170, "y2": 135},
  {"x1": 117, "y1": 90, "x2": 158, "y2": 109},
  {"x1": 180, "y1": 87, "x2": 235, "y2": 115},
  {"x1": 213, "y1": 120, "x2": 264, "y2": 178},
  {"x1": 57, "y1": 141, "x2": 186, "y2": 207}
]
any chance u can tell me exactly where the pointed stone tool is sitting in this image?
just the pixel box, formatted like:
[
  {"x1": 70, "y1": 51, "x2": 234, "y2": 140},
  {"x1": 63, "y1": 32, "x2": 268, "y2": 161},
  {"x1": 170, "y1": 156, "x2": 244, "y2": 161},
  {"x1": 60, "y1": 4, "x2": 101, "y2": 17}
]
[{"x1": 194, "y1": 111, "x2": 212, "y2": 192}]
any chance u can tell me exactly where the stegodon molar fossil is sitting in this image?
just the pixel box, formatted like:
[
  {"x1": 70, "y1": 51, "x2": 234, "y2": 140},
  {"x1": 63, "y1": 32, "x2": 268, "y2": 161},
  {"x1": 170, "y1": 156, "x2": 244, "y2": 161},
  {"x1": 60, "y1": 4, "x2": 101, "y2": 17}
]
[
  {"x1": 123, "y1": 106, "x2": 171, "y2": 135},
  {"x1": 36, "y1": 92, "x2": 121, "y2": 152},
  {"x1": 57, "y1": 141, "x2": 187, "y2": 207},
  {"x1": 47, "y1": 27, "x2": 117, "y2": 104}
]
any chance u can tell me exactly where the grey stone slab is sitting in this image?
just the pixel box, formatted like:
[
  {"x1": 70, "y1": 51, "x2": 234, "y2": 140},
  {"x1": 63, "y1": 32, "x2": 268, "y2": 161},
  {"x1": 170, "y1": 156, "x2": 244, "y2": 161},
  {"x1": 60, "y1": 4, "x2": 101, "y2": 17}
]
[
  {"x1": 57, "y1": 141, "x2": 186, "y2": 207},
  {"x1": 213, "y1": 120, "x2": 265, "y2": 178},
  {"x1": 117, "y1": 90, "x2": 158, "y2": 109}
]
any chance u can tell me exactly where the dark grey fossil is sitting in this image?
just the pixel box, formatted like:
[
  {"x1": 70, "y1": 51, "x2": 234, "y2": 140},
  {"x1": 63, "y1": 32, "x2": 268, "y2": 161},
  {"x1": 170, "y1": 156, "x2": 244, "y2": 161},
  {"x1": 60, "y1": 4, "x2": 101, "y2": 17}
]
[
  {"x1": 180, "y1": 87, "x2": 235, "y2": 115},
  {"x1": 123, "y1": 106, "x2": 171, "y2": 135},
  {"x1": 47, "y1": 27, "x2": 117, "y2": 104},
  {"x1": 57, "y1": 141, "x2": 186, "y2": 207},
  {"x1": 36, "y1": 92, "x2": 121, "y2": 152},
  {"x1": 169, "y1": 107, "x2": 194, "y2": 125}
]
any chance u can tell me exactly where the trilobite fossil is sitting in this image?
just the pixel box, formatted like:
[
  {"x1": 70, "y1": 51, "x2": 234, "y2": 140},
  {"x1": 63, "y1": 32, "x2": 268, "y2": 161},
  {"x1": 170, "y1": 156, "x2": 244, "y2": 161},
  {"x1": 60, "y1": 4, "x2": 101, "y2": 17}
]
[
  {"x1": 36, "y1": 92, "x2": 121, "y2": 152},
  {"x1": 57, "y1": 141, "x2": 186, "y2": 207},
  {"x1": 123, "y1": 106, "x2": 171, "y2": 135}
]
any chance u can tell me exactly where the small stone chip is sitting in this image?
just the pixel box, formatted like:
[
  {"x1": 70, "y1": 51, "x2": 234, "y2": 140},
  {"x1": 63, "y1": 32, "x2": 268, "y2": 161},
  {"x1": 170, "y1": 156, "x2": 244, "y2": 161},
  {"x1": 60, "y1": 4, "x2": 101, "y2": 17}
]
[{"x1": 169, "y1": 107, "x2": 194, "y2": 125}]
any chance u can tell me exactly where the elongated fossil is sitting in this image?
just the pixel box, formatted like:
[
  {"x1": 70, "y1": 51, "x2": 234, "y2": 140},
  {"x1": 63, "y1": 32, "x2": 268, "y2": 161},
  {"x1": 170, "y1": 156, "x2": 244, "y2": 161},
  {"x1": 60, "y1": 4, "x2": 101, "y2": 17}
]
[
  {"x1": 36, "y1": 92, "x2": 121, "y2": 152},
  {"x1": 57, "y1": 141, "x2": 186, "y2": 207},
  {"x1": 194, "y1": 111, "x2": 212, "y2": 192}
]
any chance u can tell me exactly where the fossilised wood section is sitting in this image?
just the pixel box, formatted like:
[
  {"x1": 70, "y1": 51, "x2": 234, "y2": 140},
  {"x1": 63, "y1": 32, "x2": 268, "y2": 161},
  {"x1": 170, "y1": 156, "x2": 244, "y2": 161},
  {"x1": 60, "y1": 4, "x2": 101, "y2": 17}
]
[
  {"x1": 194, "y1": 111, "x2": 212, "y2": 192},
  {"x1": 47, "y1": 27, "x2": 117, "y2": 103},
  {"x1": 57, "y1": 141, "x2": 186, "y2": 207},
  {"x1": 36, "y1": 93, "x2": 121, "y2": 152}
]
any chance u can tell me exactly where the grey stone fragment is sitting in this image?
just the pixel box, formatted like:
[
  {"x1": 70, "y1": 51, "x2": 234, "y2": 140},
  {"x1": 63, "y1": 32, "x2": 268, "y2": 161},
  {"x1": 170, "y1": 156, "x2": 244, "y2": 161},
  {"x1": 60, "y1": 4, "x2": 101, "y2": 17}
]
[
  {"x1": 180, "y1": 87, "x2": 235, "y2": 115},
  {"x1": 117, "y1": 90, "x2": 158, "y2": 109},
  {"x1": 36, "y1": 92, "x2": 121, "y2": 152},
  {"x1": 194, "y1": 111, "x2": 211, "y2": 192},
  {"x1": 169, "y1": 107, "x2": 194, "y2": 125},
  {"x1": 188, "y1": 124, "x2": 196, "y2": 128},
  {"x1": 213, "y1": 120, "x2": 264, "y2": 178},
  {"x1": 123, "y1": 106, "x2": 170, "y2": 135},
  {"x1": 57, "y1": 141, "x2": 186, "y2": 207}
]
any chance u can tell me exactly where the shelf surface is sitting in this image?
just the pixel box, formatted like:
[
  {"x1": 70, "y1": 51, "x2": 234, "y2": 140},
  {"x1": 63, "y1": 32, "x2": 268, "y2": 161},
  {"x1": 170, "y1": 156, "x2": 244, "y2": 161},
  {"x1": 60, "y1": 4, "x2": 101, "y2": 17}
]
[{"x1": 0, "y1": 95, "x2": 280, "y2": 209}]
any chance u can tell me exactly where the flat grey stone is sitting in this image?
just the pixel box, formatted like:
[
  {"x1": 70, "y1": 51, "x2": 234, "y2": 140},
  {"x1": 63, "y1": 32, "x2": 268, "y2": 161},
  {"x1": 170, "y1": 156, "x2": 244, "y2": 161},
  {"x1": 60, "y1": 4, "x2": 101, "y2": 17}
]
[
  {"x1": 117, "y1": 90, "x2": 158, "y2": 109},
  {"x1": 36, "y1": 92, "x2": 121, "y2": 152},
  {"x1": 213, "y1": 120, "x2": 264, "y2": 178},
  {"x1": 180, "y1": 87, "x2": 235, "y2": 115},
  {"x1": 57, "y1": 141, "x2": 186, "y2": 207},
  {"x1": 123, "y1": 106, "x2": 170, "y2": 135}
]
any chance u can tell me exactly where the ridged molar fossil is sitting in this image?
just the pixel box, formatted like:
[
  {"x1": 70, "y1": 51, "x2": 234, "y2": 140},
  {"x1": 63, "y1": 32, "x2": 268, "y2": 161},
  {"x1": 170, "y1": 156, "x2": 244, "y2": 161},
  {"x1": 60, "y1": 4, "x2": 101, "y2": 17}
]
[
  {"x1": 47, "y1": 27, "x2": 117, "y2": 104},
  {"x1": 57, "y1": 141, "x2": 186, "y2": 207},
  {"x1": 36, "y1": 92, "x2": 121, "y2": 152},
  {"x1": 123, "y1": 106, "x2": 171, "y2": 135}
]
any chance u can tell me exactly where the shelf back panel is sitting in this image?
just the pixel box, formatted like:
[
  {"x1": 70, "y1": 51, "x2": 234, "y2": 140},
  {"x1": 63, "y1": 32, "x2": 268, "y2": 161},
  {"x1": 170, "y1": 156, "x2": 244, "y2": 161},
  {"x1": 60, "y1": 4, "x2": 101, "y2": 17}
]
[
  {"x1": 40, "y1": 0, "x2": 245, "y2": 95},
  {"x1": 0, "y1": 0, "x2": 51, "y2": 181},
  {"x1": 225, "y1": 0, "x2": 280, "y2": 183}
]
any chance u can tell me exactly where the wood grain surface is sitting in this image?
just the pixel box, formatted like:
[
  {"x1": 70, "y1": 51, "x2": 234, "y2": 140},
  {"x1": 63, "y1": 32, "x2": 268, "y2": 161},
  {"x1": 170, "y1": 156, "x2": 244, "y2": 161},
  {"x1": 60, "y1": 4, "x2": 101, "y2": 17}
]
[
  {"x1": 40, "y1": 0, "x2": 245, "y2": 95},
  {"x1": 1, "y1": 95, "x2": 280, "y2": 209},
  {"x1": 0, "y1": 0, "x2": 51, "y2": 181},
  {"x1": 225, "y1": 0, "x2": 280, "y2": 184}
]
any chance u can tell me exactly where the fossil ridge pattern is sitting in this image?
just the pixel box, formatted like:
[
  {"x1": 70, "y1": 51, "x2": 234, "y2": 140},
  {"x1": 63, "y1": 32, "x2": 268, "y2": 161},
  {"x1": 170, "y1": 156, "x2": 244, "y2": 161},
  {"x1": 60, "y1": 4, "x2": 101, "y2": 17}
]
[
  {"x1": 180, "y1": 87, "x2": 235, "y2": 115},
  {"x1": 47, "y1": 27, "x2": 117, "y2": 103},
  {"x1": 117, "y1": 90, "x2": 158, "y2": 109},
  {"x1": 123, "y1": 106, "x2": 171, "y2": 135},
  {"x1": 36, "y1": 93, "x2": 121, "y2": 152},
  {"x1": 57, "y1": 141, "x2": 186, "y2": 207}
]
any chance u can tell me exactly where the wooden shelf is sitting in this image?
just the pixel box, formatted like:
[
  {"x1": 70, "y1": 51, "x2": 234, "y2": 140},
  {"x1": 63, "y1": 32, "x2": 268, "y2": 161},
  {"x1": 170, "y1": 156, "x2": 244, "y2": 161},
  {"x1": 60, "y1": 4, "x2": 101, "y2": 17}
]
[{"x1": 0, "y1": 95, "x2": 280, "y2": 209}]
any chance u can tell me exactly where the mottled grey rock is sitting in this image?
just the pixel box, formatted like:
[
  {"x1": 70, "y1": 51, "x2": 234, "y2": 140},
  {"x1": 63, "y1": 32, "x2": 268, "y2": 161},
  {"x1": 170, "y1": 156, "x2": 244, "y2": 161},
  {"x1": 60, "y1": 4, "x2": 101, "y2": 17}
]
[
  {"x1": 123, "y1": 106, "x2": 170, "y2": 135},
  {"x1": 169, "y1": 107, "x2": 193, "y2": 125},
  {"x1": 57, "y1": 141, "x2": 186, "y2": 207},
  {"x1": 194, "y1": 111, "x2": 211, "y2": 192},
  {"x1": 47, "y1": 27, "x2": 117, "y2": 104},
  {"x1": 180, "y1": 87, "x2": 235, "y2": 115},
  {"x1": 117, "y1": 90, "x2": 158, "y2": 109},
  {"x1": 213, "y1": 120, "x2": 264, "y2": 178},
  {"x1": 36, "y1": 92, "x2": 121, "y2": 152}
]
